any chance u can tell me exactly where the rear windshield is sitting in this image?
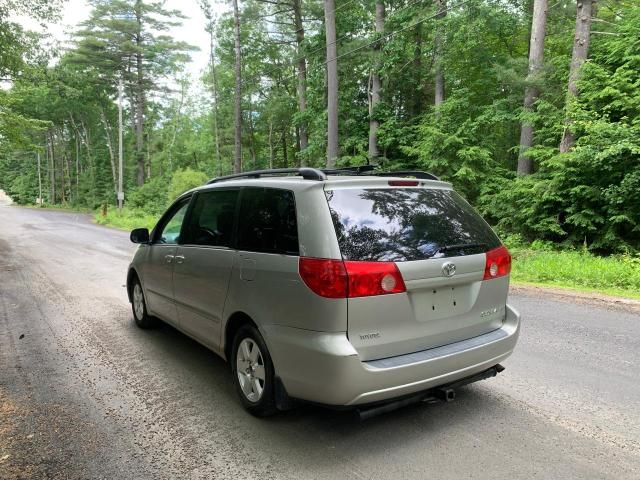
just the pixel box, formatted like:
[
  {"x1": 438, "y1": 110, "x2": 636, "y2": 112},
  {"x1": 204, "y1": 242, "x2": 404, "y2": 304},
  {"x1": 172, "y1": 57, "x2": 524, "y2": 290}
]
[{"x1": 325, "y1": 188, "x2": 501, "y2": 262}]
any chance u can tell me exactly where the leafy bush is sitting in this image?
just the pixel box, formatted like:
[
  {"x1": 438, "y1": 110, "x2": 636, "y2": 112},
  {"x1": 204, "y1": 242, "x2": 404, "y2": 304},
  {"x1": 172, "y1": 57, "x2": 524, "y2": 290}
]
[
  {"x1": 94, "y1": 206, "x2": 158, "y2": 231},
  {"x1": 126, "y1": 176, "x2": 169, "y2": 215},
  {"x1": 167, "y1": 168, "x2": 208, "y2": 204},
  {"x1": 478, "y1": 10, "x2": 640, "y2": 253},
  {"x1": 511, "y1": 249, "x2": 640, "y2": 298}
]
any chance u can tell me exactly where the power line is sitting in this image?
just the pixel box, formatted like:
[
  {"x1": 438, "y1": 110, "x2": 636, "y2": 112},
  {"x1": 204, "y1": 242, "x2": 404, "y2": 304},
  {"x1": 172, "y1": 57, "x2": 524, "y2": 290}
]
[
  {"x1": 334, "y1": 0, "x2": 363, "y2": 14},
  {"x1": 257, "y1": 0, "x2": 474, "y2": 84},
  {"x1": 288, "y1": 0, "x2": 431, "y2": 68},
  {"x1": 323, "y1": 0, "x2": 474, "y2": 67}
]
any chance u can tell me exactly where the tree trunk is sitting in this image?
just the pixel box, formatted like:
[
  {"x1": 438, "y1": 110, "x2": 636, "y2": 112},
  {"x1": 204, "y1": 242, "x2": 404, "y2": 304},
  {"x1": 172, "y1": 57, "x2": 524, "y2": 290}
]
[
  {"x1": 407, "y1": 23, "x2": 424, "y2": 118},
  {"x1": 63, "y1": 151, "x2": 72, "y2": 204},
  {"x1": 294, "y1": 126, "x2": 301, "y2": 167},
  {"x1": 368, "y1": 1, "x2": 385, "y2": 163},
  {"x1": 248, "y1": 95, "x2": 257, "y2": 170},
  {"x1": 282, "y1": 128, "x2": 289, "y2": 168},
  {"x1": 517, "y1": 0, "x2": 548, "y2": 175},
  {"x1": 48, "y1": 131, "x2": 55, "y2": 204},
  {"x1": 134, "y1": 1, "x2": 146, "y2": 185},
  {"x1": 37, "y1": 151, "x2": 42, "y2": 206},
  {"x1": 232, "y1": 0, "x2": 242, "y2": 173},
  {"x1": 434, "y1": 0, "x2": 447, "y2": 107},
  {"x1": 146, "y1": 131, "x2": 151, "y2": 179},
  {"x1": 58, "y1": 128, "x2": 66, "y2": 203},
  {"x1": 100, "y1": 109, "x2": 118, "y2": 196},
  {"x1": 75, "y1": 134, "x2": 80, "y2": 188},
  {"x1": 324, "y1": 0, "x2": 339, "y2": 168},
  {"x1": 69, "y1": 115, "x2": 80, "y2": 191},
  {"x1": 292, "y1": 0, "x2": 308, "y2": 165},
  {"x1": 208, "y1": 21, "x2": 222, "y2": 176},
  {"x1": 80, "y1": 119, "x2": 96, "y2": 206},
  {"x1": 268, "y1": 120, "x2": 275, "y2": 170},
  {"x1": 168, "y1": 79, "x2": 187, "y2": 173},
  {"x1": 559, "y1": 0, "x2": 593, "y2": 153},
  {"x1": 69, "y1": 113, "x2": 80, "y2": 188}
]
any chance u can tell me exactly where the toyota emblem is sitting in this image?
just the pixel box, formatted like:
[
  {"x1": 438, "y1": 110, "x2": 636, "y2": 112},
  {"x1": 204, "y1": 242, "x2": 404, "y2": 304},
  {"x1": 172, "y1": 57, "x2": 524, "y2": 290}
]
[{"x1": 442, "y1": 262, "x2": 456, "y2": 277}]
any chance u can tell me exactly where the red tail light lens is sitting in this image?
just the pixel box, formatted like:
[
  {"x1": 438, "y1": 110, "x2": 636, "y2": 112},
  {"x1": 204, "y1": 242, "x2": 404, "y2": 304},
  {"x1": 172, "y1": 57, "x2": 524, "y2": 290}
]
[
  {"x1": 299, "y1": 258, "x2": 406, "y2": 298},
  {"x1": 483, "y1": 246, "x2": 511, "y2": 280},
  {"x1": 344, "y1": 261, "x2": 406, "y2": 297},
  {"x1": 299, "y1": 257, "x2": 348, "y2": 298}
]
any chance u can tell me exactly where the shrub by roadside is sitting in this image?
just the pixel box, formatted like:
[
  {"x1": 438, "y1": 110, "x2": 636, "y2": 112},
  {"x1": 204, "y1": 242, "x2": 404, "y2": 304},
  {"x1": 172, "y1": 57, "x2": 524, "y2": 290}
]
[
  {"x1": 94, "y1": 207, "x2": 158, "y2": 232},
  {"x1": 93, "y1": 168, "x2": 208, "y2": 232},
  {"x1": 505, "y1": 236, "x2": 640, "y2": 299}
]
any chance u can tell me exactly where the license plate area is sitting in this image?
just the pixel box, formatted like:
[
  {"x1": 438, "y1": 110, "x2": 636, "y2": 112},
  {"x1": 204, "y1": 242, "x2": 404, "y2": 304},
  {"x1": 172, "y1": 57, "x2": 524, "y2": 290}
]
[
  {"x1": 430, "y1": 287, "x2": 458, "y2": 312},
  {"x1": 410, "y1": 285, "x2": 473, "y2": 322}
]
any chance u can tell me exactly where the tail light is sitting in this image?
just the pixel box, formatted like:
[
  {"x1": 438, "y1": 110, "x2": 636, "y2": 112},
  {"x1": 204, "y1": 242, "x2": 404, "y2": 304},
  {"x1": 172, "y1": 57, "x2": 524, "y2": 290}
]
[
  {"x1": 344, "y1": 261, "x2": 406, "y2": 297},
  {"x1": 483, "y1": 246, "x2": 511, "y2": 280},
  {"x1": 299, "y1": 257, "x2": 406, "y2": 298},
  {"x1": 298, "y1": 258, "x2": 347, "y2": 298}
]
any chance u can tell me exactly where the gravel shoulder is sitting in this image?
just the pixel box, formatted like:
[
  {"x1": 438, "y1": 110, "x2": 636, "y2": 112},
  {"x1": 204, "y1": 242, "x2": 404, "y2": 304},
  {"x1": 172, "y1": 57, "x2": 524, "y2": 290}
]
[
  {"x1": 511, "y1": 283, "x2": 640, "y2": 314},
  {"x1": 1, "y1": 205, "x2": 639, "y2": 479}
]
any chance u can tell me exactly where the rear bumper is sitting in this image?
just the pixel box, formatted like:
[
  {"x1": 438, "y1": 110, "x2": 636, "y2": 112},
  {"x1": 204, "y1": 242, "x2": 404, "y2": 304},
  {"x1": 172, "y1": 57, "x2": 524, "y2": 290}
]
[{"x1": 263, "y1": 304, "x2": 520, "y2": 406}]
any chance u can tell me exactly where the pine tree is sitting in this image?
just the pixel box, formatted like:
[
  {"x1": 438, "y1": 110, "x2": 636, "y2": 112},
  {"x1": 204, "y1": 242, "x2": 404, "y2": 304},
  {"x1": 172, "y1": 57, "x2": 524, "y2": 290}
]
[{"x1": 71, "y1": 0, "x2": 194, "y2": 185}]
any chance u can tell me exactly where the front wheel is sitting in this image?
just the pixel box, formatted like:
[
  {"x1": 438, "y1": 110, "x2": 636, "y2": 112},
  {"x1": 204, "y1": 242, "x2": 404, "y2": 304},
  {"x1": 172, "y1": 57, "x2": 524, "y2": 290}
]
[
  {"x1": 131, "y1": 278, "x2": 157, "y2": 329},
  {"x1": 231, "y1": 325, "x2": 277, "y2": 417}
]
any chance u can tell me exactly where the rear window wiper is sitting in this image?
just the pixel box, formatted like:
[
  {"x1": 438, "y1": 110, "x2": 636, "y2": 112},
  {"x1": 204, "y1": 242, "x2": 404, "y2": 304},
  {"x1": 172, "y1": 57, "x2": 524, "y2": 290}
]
[{"x1": 436, "y1": 242, "x2": 487, "y2": 254}]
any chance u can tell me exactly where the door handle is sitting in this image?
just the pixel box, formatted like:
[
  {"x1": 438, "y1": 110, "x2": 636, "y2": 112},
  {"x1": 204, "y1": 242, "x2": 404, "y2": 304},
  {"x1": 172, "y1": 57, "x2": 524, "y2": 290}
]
[
  {"x1": 165, "y1": 254, "x2": 175, "y2": 263},
  {"x1": 175, "y1": 255, "x2": 185, "y2": 264}
]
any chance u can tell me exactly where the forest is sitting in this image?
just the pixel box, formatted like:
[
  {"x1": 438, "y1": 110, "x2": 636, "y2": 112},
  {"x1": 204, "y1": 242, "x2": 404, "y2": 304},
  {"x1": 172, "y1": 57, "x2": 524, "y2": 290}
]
[{"x1": 0, "y1": 0, "x2": 639, "y2": 255}]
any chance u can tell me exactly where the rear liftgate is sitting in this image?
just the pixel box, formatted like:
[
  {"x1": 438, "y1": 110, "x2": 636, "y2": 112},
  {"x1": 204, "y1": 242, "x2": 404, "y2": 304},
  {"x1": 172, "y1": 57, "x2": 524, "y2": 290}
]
[{"x1": 356, "y1": 364, "x2": 505, "y2": 421}]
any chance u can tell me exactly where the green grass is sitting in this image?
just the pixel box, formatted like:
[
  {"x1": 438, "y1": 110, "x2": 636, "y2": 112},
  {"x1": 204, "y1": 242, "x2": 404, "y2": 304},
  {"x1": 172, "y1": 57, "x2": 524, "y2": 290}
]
[
  {"x1": 510, "y1": 248, "x2": 640, "y2": 300},
  {"x1": 94, "y1": 207, "x2": 159, "y2": 231}
]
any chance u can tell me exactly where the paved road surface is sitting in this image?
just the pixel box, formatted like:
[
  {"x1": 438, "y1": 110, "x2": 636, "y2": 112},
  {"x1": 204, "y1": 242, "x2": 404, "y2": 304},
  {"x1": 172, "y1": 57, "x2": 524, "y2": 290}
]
[{"x1": 1, "y1": 203, "x2": 639, "y2": 479}]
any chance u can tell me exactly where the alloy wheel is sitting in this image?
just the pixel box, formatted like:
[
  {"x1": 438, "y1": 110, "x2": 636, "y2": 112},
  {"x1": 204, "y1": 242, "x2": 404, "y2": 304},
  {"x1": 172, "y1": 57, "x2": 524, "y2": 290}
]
[
  {"x1": 235, "y1": 338, "x2": 266, "y2": 402},
  {"x1": 133, "y1": 283, "x2": 145, "y2": 320}
]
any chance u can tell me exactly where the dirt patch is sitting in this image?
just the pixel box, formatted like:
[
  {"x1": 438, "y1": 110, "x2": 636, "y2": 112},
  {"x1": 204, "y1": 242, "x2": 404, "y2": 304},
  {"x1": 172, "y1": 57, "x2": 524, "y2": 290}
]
[
  {"x1": 0, "y1": 392, "x2": 36, "y2": 479},
  {"x1": 511, "y1": 283, "x2": 640, "y2": 315},
  {"x1": 0, "y1": 389, "x2": 103, "y2": 480}
]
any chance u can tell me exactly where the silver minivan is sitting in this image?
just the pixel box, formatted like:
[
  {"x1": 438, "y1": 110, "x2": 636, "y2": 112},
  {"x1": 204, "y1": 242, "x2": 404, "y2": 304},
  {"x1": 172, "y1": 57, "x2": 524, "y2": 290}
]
[{"x1": 127, "y1": 167, "x2": 520, "y2": 417}]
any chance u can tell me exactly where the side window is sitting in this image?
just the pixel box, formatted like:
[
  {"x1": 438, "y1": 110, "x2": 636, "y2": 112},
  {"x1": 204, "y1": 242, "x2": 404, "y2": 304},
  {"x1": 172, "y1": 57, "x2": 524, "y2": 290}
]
[
  {"x1": 237, "y1": 188, "x2": 299, "y2": 255},
  {"x1": 182, "y1": 189, "x2": 239, "y2": 247},
  {"x1": 156, "y1": 201, "x2": 190, "y2": 245}
]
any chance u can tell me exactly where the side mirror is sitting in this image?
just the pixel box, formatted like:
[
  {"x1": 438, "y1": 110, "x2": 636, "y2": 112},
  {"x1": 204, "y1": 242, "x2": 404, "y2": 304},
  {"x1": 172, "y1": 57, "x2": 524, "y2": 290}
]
[{"x1": 130, "y1": 228, "x2": 150, "y2": 244}]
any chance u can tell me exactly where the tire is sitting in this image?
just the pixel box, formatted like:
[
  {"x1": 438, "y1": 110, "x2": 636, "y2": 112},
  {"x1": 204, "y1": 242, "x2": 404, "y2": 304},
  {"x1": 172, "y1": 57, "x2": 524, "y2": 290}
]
[
  {"x1": 131, "y1": 277, "x2": 157, "y2": 329},
  {"x1": 231, "y1": 325, "x2": 277, "y2": 417}
]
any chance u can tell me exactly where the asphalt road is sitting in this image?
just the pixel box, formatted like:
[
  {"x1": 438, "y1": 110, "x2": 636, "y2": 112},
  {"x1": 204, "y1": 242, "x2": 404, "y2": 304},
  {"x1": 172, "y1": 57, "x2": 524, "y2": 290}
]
[{"x1": 1, "y1": 202, "x2": 639, "y2": 479}]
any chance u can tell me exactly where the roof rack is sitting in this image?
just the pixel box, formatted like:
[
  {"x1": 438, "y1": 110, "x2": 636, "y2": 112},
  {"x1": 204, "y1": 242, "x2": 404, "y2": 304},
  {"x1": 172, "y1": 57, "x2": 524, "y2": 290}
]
[
  {"x1": 206, "y1": 166, "x2": 439, "y2": 185},
  {"x1": 322, "y1": 165, "x2": 376, "y2": 175},
  {"x1": 321, "y1": 166, "x2": 439, "y2": 181},
  {"x1": 207, "y1": 167, "x2": 326, "y2": 184}
]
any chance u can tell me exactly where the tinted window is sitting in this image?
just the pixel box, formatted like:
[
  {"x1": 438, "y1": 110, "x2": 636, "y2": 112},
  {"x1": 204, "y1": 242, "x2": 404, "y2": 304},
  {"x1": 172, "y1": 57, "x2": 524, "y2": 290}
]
[
  {"x1": 156, "y1": 201, "x2": 190, "y2": 245},
  {"x1": 183, "y1": 189, "x2": 239, "y2": 247},
  {"x1": 326, "y1": 188, "x2": 501, "y2": 262},
  {"x1": 237, "y1": 188, "x2": 299, "y2": 255}
]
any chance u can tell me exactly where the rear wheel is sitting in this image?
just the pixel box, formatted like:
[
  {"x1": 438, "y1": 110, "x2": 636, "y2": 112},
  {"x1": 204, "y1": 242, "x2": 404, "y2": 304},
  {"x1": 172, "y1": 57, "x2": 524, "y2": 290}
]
[
  {"x1": 131, "y1": 278, "x2": 157, "y2": 329},
  {"x1": 231, "y1": 325, "x2": 277, "y2": 417}
]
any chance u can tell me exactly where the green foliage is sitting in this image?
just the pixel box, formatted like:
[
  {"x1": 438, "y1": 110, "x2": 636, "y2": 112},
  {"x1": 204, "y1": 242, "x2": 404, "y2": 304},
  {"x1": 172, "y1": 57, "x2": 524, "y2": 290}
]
[
  {"x1": 511, "y1": 248, "x2": 640, "y2": 298},
  {"x1": 94, "y1": 206, "x2": 159, "y2": 231},
  {"x1": 127, "y1": 176, "x2": 169, "y2": 215},
  {"x1": 167, "y1": 168, "x2": 208, "y2": 203},
  {"x1": 479, "y1": 7, "x2": 640, "y2": 252},
  {"x1": 2, "y1": 0, "x2": 640, "y2": 261}
]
